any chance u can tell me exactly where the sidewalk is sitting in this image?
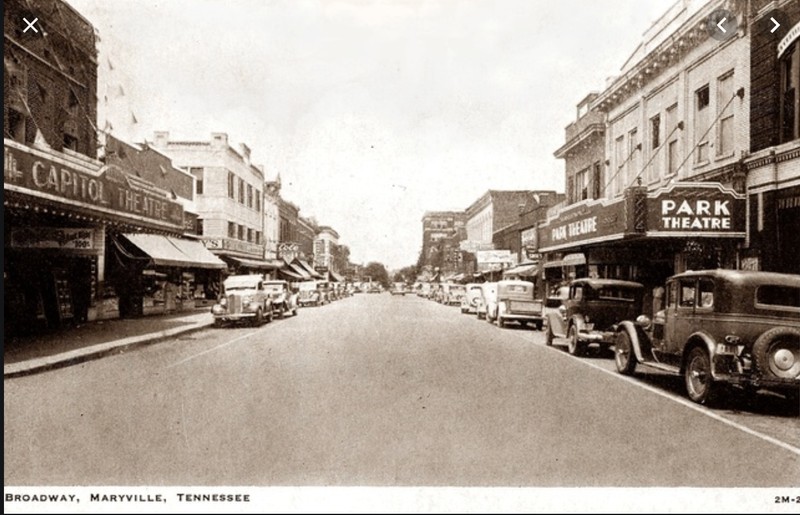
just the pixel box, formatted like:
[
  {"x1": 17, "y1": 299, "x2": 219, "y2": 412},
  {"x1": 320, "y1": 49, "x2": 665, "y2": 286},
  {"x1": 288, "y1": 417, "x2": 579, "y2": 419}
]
[{"x1": 4, "y1": 309, "x2": 215, "y2": 378}]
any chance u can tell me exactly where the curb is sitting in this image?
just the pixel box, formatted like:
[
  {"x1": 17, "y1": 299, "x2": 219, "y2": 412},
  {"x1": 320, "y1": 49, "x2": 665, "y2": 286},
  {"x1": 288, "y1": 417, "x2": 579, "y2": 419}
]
[{"x1": 3, "y1": 320, "x2": 215, "y2": 379}]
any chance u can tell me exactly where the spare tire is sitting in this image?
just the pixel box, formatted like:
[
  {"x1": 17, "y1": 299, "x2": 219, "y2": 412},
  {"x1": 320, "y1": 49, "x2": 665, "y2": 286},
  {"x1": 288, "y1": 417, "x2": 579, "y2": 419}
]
[{"x1": 752, "y1": 327, "x2": 800, "y2": 380}]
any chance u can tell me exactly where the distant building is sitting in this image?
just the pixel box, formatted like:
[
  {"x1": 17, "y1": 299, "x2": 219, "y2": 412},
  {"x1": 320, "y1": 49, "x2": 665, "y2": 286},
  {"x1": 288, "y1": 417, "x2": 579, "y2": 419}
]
[{"x1": 418, "y1": 211, "x2": 466, "y2": 272}]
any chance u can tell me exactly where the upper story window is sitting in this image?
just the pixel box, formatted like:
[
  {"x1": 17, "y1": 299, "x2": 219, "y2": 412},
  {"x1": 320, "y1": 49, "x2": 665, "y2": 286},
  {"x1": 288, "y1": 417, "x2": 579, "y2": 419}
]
[
  {"x1": 575, "y1": 168, "x2": 589, "y2": 202},
  {"x1": 247, "y1": 184, "x2": 253, "y2": 208},
  {"x1": 227, "y1": 172, "x2": 235, "y2": 199},
  {"x1": 716, "y1": 72, "x2": 735, "y2": 157},
  {"x1": 780, "y1": 40, "x2": 800, "y2": 143},
  {"x1": 228, "y1": 221, "x2": 236, "y2": 238},
  {"x1": 614, "y1": 135, "x2": 625, "y2": 196},
  {"x1": 695, "y1": 85, "x2": 710, "y2": 164},
  {"x1": 190, "y1": 167, "x2": 204, "y2": 195},
  {"x1": 255, "y1": 189, "x2": 261, "y2": 212},
  {"x1": 238, "y1": 178, "x2": 245, "y2": 204},
  {"x1": 648, "y1": 114, "x2": 661, "y2": 183},
  {"x1": 666, "y1": 103, "x2": 680, "y2": 177}
]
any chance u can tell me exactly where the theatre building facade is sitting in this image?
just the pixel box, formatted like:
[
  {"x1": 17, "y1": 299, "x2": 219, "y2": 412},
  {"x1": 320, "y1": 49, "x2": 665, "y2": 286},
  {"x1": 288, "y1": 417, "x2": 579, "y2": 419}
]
[{"x1": 544, "y1": 0, "x2": 752, "y2": 307}]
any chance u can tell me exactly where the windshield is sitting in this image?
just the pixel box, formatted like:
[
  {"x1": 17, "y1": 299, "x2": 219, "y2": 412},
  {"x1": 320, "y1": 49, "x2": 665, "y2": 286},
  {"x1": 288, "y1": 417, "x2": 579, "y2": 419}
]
[
  {"x1": 223, "y1": 276, "x2": 261, "y2": 291},
  {"x1": 263, "y1": 284, "x2": 285, "y2": 293},
  {"x1": 298, "y1": 282, "x2": 317, "y2": 291},
  {"x1": 594, "y1": 287, "x2": 638, "y2": 301}
]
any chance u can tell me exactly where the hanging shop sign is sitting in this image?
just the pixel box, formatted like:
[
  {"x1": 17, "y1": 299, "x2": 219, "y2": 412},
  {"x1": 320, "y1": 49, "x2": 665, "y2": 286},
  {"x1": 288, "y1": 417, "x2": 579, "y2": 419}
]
[
  {"x1": 202, "y1": 237, "x2": 263, "y2": 256},
  {"x1": 10, "y1": 227, "x2": 96, "y2": 250},
  {"x1": 476, "y1": 249, "x2": 515, "y2": 272},
  {"x1": 646, "y1": 183, "x2": 745, "y2": 237},
  {"x1": 4, "y1": 142, "x2": 185, "y2": 229}
]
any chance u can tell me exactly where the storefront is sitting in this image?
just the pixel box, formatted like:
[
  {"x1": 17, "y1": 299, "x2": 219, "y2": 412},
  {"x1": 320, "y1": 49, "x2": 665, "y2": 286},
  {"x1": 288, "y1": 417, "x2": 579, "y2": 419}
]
[
  {"x1": 537, "y1": 183, "x2": 746, "y2": 308},
  {"x1": 4, "y1": 140, "x2": 191, "y2": 333}
]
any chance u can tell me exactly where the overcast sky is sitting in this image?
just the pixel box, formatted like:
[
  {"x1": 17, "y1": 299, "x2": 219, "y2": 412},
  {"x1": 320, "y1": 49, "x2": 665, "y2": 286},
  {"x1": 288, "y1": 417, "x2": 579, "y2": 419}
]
[{"x1": 68, "y1": 0, "x2": 678, "y2": 270}]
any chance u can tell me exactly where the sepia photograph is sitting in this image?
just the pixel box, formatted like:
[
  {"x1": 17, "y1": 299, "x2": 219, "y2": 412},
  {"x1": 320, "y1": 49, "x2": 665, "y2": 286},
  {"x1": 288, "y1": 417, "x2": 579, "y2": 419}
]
[{"x1": 4, "y1": 0, "x2": 799, "y2": 513}]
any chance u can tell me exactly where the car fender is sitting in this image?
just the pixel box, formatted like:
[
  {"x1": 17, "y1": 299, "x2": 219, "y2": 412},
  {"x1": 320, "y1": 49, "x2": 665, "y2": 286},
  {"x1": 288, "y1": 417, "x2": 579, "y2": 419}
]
[
  {"x1": 681, "y1": 331, "x2": 720, "y2": 376},
  {"x1": 617, "y1": 320, "x2": 650, "y2": 363},
  {"x1": 570, "y1": 314, "x2": 590, "y2": 333}
]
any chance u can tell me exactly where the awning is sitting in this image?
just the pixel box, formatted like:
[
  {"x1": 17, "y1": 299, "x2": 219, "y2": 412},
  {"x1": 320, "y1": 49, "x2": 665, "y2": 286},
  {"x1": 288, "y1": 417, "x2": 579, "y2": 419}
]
[
  {"x1": 329, "y1": 270, "x2": 344, "y2": 282},
  {"x1": 283, "y1": 259, "x2": 311, "y2": 280},
  {"x1": 223, "y1": 255, "x2": 281, "y2": 270},
  {"x1": 296, "y1": 259, "x2": 323, "y2": 279},
  {"x1": 279, "y1": 268, "x2": 305, "y2": 280},
  {"x1": 562, "y1": 253, "x2": 587, "y2": 267},
  {"x1": 122, "y1": 234, "x2": 226, "y2": 269},
  {"x1": 503, "y1": 262, "x2": 540, "y2": 277},
  {"x1": 543, "y1": 260, "x2": 564, "y2": 269}
]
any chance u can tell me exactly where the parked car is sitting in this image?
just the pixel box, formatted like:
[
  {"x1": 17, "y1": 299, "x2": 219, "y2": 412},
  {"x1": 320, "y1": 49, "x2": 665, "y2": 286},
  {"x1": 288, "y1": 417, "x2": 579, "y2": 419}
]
[
  {"x1": 211, "y1": 274, "x2": 274, "y2": 327},
  {"x1": 546, "y1": 278, "x2": 644, "y2": 356},
  {"x1": 446, "y1": 284, "x2": 466, "y2": 306},
  {"x1": 297, "y1": 280, "x2": 325, "y2": 307},
  {"x1": 476, "y1": 282, "x2": 497, "y2": 320},
  {"x1": 391, "y1": 282, "x2": 408, "y2": 296},
  {"x1": 614, "y1": 269, "x2": 800, "y2": 405},
  {"x1": 263, "y1": 280, "x2": 298, "y2": 318},
  {"x1": 461, "y1": 283, "x2": 483, "y2": 314},
  {"x1": 488, "y1": 280, "x2": 544, "y2": 329},
  {"x1": 417, "y1": 282, "x2": 432, "y2": 298}
]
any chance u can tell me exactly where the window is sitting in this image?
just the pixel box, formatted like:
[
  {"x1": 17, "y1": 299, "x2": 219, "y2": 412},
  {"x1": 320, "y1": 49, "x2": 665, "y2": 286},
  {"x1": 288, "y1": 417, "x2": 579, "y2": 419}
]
[
  {"x1": 571, "y1": 285, "x2": 583, "y2": 301},
  {"x1": 8, "y1": 109, "x2": 26, "y2": 143},
  {"x1": 649, "y1": 114, "x2": 661, "y2": 182},
  {"x1": 227, "y1": 172, "x2": 235, "y2": 199},
  {"x1": 695, "y1": 85, "x2": 710, "y2": 164},
  {"x1": 614, "y1": 135, "x2": 625, "y2": 196},
  {"x1": 255, "y1": 190, "x2": 261, "y2": 212},
  {"x1": 679, "y1": 281, "x2": 696, "y2": 308},
  {"x1": 666, "y1": 281, "x2": 678, "y2": 308},
  {"x1": 780, "y1": 41, "x2": 800, "y2": 143},
  {"x1": 256, "y1": 232, "x2": 262, "y2": 245},
  {"x1": 592, "y1": 162, "x2": 603, "y2": 200},
  {"x1": 197, "y1": 219, "x2": 204, "y2": 236},
  {"x1": 228, "y1": 222, "x2": 236, "y2": 238},
  {"x1": 698, "y1": 279, "x2": 714, "y2": 309},
  {"x1": 63, "y1": 134, "x2": 78, "y2": 151},
  {"x1": 247, "y1": 228, "x2": 253, "y2": 242},
  {"x1": 567, "y1": 175, "x2": 575, "y2": 204},
  {"x1": 66, "y1": 90, "x2": 79, "y2": 116},
  {"x1": 627, "y1": 128, "x2": 638, "y2": 188},
  {"x1": 190, "y1": 167, "x2": 204, "y2": 195},
  {"x1": 576, "y1": 168, "x2": 589, "y2": 201},
  {"x1": 238, "y1": 224, "x2": 244, "y2": 240},
  {"x1": 717, "y1": 73, "x2": 735, "y2": 156},
  {"x1": 756, "y1": 285, "x2": 800, "y2": 309},
  {"x1": 247, "y1": 184, "x2": 253, "y2": 208},
  {"x1": 238, "y1": 178, "x2": 245, "y2": 204},
  {"x1": 666, "y1": 104, "x2": 679, "y2": 176}
]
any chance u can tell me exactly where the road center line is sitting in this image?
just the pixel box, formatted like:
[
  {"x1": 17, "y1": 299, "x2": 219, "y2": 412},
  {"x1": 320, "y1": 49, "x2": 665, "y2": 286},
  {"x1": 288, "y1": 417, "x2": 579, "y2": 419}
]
[
  {"x1": 165, "y1": 330, "x2": 258, "y2": 369},
  {"x1": 510, "y1": 331, "x2": 800, "y2": 457}
]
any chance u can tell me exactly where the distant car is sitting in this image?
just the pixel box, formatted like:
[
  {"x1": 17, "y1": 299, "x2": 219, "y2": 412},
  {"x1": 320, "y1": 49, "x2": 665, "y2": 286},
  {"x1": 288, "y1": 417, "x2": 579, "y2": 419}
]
[
  {"x1": 476, "y1": 282, "x2": 497, "y2": 320},
  {"x1": 391, "y1": 282, "x2": 407, "y2": 296},
  {"x1": 297, "y1": 280, "x2": 325, "y2": 307},
  {"x1": 461, "y1": 283, "x2": 483, "y2": 314},
  {"x1": 446, "y1": 284, "x2": 466, "y2": 306},
  {"x1": 263, "y1": 280, "x2": 298, "y2": 318},
  {"x1": 211, "y1": 274, "x2": 274, "y2": 327},
  {"x1": 614, "y1": 270, "x2": 800, "y2": 405},
  {"x1": 545, "y1": 278, "x2": 644, "y2": 356},
  {"x1": 488, "y1": 280, "x2": 544, "y2": 329}
]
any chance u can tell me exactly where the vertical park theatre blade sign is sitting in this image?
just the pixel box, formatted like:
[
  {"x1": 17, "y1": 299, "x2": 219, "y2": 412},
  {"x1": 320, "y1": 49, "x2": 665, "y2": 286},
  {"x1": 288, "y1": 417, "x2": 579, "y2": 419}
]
[{"x1": 4, "y1": 141, "x2": 184, "y2": 229}]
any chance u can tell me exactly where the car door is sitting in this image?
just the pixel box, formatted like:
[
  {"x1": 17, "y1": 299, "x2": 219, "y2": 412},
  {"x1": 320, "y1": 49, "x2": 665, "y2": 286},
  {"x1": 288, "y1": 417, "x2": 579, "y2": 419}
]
[
  {"x1": 663, "y1": 277, "x2": 697, "y2": 359},
  {"x1": 549, "y1": 285, "x2": 574, "y2": 338}
]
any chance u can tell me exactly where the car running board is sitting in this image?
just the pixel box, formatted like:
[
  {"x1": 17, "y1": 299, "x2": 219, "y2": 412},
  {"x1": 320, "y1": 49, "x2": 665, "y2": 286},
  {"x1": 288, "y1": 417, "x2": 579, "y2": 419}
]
[{"x1": 638, "y1": 359, "x2": 680, "y2": 374}]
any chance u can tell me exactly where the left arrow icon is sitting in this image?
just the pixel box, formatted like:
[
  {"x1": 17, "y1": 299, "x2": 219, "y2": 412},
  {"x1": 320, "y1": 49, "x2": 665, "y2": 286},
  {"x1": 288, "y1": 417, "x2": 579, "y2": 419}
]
[{"x1": 717, "y1": 17, "x2": 727, "y2": 33}]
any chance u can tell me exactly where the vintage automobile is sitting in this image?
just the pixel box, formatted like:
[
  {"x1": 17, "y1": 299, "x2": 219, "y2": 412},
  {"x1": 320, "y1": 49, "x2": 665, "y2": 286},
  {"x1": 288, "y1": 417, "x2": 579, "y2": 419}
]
[
  {"x1": 486, "y1": 279, "x2": 544, "y2": 329},
  {"x1": 545, "y1": 278, "x2": 644, "y2": 356},
  {"x1": 476, "y1": 282, "x2": 497, "y2": 320},
  {"x1": 461, "y1": 283, "x2": 483, "y2": 314},
  {"x1": 211, "y1": 274, "x2": 274, "y2": 327},
  {"x1": 614, "y1": 270, "x2": 800, "y2": 405},
  {"x1": 263, "y1": 280, "x2": 299, "y2": 318},
  {"x1": 391, "y1": 282, "x2": 408, "y2": 296},
  {"x1": 446, "y1": 284, "x2": 466, "y2": 306},
  {"x1": 297, "y1": 280, "x2": 327, "y2": 307}
]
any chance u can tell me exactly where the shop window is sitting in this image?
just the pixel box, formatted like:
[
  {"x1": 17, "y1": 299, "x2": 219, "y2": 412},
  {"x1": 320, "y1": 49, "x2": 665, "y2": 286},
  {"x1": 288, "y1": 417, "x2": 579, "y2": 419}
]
[
  {"x1": 695, "y1": 85, "x2": 710, "y2": 164},
  {"x1": 717, "y1": 72, "x2": 735, "y2": 157},
  {"x1": 780, "y1": 41, "x2": 800, "y2": 143}
]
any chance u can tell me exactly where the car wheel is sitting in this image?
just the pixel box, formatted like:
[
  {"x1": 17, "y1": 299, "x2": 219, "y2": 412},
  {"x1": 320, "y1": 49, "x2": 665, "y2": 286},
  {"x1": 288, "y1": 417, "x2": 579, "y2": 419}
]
[
  {"x1": 497, "y1": 316, "x2": 505, "y2": 328},
  {"x1": 545, "y1": 323, "x2": 554, "y2": 346},
  {"x1": 279, "y1": 306, "x2": 286, "y2": 319},
  {"x1": 213, "y1": 319, "x2": 223, "y2": 328},
  {"x1": 567, "y1": 325, "x2": 585, "y2": 356},
  {"x1": 292, "y1": 307, "x2": 298, "y2": 316},
  {"x1": 685, "y1": 346, "x2": 719, "y2": 405},
  {"x1": 253, "y1": 308, "x2": 263, "y2": 326},
  {"x1": 752, "y1": 327, "x2": 800, "y2": 380},
  {"x1": 266, "y1": 308, "x2": 274, "y2": 323},
  {"x1": 614, "y1": 330, "x2": 637, "y2": 375}
]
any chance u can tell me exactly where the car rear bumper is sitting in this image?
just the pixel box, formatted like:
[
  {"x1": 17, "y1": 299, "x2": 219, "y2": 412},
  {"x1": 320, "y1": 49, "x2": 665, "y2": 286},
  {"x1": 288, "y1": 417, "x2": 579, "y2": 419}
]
[{"x1": 499, "y1": 314, "x2": 544, "y2": 322}]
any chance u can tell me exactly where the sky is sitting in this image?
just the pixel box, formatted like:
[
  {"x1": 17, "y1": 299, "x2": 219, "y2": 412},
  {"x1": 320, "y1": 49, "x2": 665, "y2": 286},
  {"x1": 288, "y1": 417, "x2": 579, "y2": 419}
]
[{"x1": 67, "y1": 0, "x2": 679, "y2": 270}]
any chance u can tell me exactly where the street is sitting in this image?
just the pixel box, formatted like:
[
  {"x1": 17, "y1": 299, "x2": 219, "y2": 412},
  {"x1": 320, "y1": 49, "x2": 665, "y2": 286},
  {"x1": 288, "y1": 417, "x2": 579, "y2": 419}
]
[{"x1": 4, "y1": 293, "x2": 799, "y2": 487}]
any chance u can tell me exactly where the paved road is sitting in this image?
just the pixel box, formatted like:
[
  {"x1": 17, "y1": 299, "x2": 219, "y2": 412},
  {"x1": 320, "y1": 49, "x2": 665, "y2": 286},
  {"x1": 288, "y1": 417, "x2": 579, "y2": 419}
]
[{"x1": 4, "y1": 293, "x2": 798, "y2": 486}]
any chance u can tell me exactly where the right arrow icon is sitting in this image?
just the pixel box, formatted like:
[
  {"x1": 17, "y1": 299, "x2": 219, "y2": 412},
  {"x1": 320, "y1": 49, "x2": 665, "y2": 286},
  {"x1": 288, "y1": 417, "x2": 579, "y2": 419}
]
[{"x1": 770, "y1": 17, "x2": 780, "y2": 34}]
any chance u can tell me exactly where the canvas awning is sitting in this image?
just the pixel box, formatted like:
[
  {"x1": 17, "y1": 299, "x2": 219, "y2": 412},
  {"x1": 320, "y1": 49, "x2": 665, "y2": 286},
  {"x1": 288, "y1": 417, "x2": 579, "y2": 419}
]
[
  {"x1": 279, "y1": 268, "x2": 304, "y2": 280},
  {"x1": 224, "y1": 256, "x2": 281, "y2": 270},
  {"x1": 329, "y1": 270, "x2": 344, "y2": 282},
  {"x1": 562, "y1": 253, "x2": 587, "y2": 267},
  {"x1": 503, "y1": 262, "x2": 540, "y2": 277},
  {"x1": 282, "y1": 259, "x2": 311, "y2": 280},
  {"x1": 122, "y1": 234, "x2": 226, "y2": 269},
  {"x1": 297, "y1": 259, "x2": 323, "y2": 279}
]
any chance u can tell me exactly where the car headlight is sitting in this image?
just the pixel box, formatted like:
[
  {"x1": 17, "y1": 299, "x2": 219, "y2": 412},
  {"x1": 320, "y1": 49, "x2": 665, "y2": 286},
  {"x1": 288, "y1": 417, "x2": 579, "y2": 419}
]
[
  {"x1": 635, "y1": 314, "x2": 651, "y2": 330},
  {"x1": 219, "y1": 297, "x2": 227, "y2": 307}
]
